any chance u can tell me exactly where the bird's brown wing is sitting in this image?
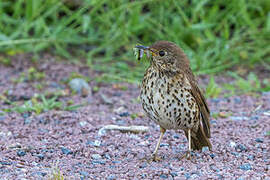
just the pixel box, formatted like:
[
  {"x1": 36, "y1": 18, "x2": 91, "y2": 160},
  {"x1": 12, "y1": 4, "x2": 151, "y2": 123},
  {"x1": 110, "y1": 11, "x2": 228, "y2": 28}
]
[{"x1": 185, "y1": 71, "x2": 211, "y2": 138}]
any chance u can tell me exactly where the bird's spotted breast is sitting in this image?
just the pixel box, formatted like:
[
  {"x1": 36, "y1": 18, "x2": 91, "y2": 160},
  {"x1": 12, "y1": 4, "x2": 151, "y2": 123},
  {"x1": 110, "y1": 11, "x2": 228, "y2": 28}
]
[{"x1": 140, "y1": 67, "x2": 199, "y2": 130}]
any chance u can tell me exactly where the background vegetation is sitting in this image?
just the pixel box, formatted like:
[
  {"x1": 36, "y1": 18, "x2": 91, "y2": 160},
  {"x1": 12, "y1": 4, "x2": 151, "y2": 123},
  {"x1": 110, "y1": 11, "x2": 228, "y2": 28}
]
[{"x1": 0, "y1": 0, "x2": 269, "y2": 82}]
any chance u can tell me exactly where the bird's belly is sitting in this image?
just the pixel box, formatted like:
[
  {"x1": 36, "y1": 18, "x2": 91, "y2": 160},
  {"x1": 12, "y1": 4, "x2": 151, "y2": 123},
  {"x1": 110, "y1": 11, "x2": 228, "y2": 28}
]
[{"x1": 140, "y1": 76, "x2": 199, "y2": 130}]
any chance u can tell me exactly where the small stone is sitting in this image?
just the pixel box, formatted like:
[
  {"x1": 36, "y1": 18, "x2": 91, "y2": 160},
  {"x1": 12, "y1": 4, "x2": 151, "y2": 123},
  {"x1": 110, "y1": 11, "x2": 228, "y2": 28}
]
[
  {"x1": 119, "y1": 112, "x2": 129, "y2": 117},
  {"x1": 210, "y1": 153, "x2": 215, "y2": 159},
  {"x1": 173, "y1": 134, "x2": 180, "y2": 139},
  {"x1": 210, "y1": 164, "x2": 220, "y2": 172},
  {"x1": 202, "y1": 146, "x2": 209, "y2": 152},
  {"x1": 61, "y1": 147, "x2": 72, "y2": 155},
  {"x1": 68, "y1": 78, "x2": 91, "y2": 96},
  {"x1": 229, "y1": 141, "x2": 236, "y2": 148},
  {"x1": 235, "y1": 144, "x2": 247, "y2": 152},
  {"x1": 86, "y1": 140, "x2": 101, "y2": 147},
  {"x1": 22, "y1": 113, "x2": 30, "y2": 118},
  {"x1": 160, "y1": 143, "x2": 169, "y2": 147},
  {"x1": 79, "y1": 121, "x2": 87, "y2": 127},
  {"x1": 0, "y1": 116, "x2": 6, "y2": 121},
  {"x1": 231, "y1": 116, "x2": 249, "y2": 121},
  {"x1": 210, "y1": 120, "x2": 217, "y2": 125},
  {"x1": 239, "y1": 163, "x2": 252, "y2": 170},
  {"x1": 100, "y1": 93, "x2": 113, "y2": 105},
  {"x1": 139, "y1": 162, "x2": 147, "y2": 169},
  {"x1": 170, "y1": 172, "x2": 178, "y2": 177},
  {"x1": 247, "y1": 155, "x2": 254, "y2": 160},
  {"x1": 79, "y1": 171, "x2": 89, "y2": 177},
  {"x1": 24, "y1": 118, "x2": 32, "y2": 125},
  {"x1": 255, "y1": 138, "x2": 263, "y2": 143},
  {"x1": 184, "y1": 173, "x2": 190, "y2": 179},
  {"x1": 115, "y1": 119, "x2": 126, "y2": 125},
  {"x1": 0, "y1": 161, "x2": 12, "y2": 165},
  {"x1": 107, "y1": 175, "x2": 116, "y2": 180},
  {"x1": 231, "y1": 152, "x2": 240, "y2": 157},
  {"x1": 112, "y1": 160, "x2": 121, "y2": 164},
  {"x1": 17, "y1": 150, "x2": 26, "y2": 157},
  {"x1": 234, "y1": 97, "x2": 241, "y2": 104},
  {"x1": 98, "y1": 128, "x2": 107, "y2": 136},
  {"x1": 113, "y1": 106, "x2": 125, "y2": 114},
  {"x1": 91, "y1": 154, "x2": 102, "y2": 160},
  {"x1": 37, "y1": 154, "x2": 45, "y2": 160},
  {"x1": 104, "y1": 153, "x2": 111, "y2": 159},
  {"x1": 160, "y1": 174, "x2": 168, "y2": 179},
  {"x1": 36, "y1": 172, "x2": 47, "y2": 177},
  {"x1": 92, "y1": 160, "x2": 106, "y2": 165}
]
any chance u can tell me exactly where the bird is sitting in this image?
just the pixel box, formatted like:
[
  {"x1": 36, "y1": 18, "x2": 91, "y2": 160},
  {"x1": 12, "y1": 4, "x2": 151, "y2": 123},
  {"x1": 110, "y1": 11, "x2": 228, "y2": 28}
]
[{"x1": 135, "y1": 41, "x2": 212, "y2": 161}]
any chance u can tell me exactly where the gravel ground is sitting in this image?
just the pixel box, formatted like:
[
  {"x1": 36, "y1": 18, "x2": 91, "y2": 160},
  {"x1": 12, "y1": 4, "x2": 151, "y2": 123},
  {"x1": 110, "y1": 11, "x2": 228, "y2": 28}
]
[{"x1": 0, "y1": 55, "x2": 270, "y2": 179}]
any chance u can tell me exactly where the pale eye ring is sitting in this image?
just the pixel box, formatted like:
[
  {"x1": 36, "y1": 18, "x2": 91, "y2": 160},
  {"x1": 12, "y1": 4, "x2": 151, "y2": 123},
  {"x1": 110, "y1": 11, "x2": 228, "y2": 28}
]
[{"x1": 159, "y1": 50, "x2": 166, "y2": 57}]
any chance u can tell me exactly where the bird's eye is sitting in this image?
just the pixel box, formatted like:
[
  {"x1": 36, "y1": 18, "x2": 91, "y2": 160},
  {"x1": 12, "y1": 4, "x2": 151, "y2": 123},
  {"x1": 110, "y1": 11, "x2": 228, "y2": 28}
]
[{"x1": 159, "y1": 50, "x2": 165, "y2": 57}]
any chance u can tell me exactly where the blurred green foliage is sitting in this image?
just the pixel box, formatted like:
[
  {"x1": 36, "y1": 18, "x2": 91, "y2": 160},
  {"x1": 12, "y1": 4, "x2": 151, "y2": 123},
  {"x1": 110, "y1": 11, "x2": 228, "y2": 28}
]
[{"x1": 0, "y1": 0, "x2": 269, "y2": 82}]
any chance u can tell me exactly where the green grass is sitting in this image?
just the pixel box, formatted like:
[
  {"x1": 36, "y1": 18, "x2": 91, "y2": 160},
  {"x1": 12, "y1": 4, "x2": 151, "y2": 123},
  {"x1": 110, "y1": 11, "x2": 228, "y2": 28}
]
[
  {"x1": 2, "y1": 94, "x2": 82, "y2": 114},
  {"x1": 0, "y1": 0, "x2": 269, "y2": 82}
]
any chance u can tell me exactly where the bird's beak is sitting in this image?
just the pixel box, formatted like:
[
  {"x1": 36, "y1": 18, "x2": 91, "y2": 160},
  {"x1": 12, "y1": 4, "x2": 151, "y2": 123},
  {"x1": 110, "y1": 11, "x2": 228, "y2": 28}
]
[{"x1": 135, "y1": 45, "x2": 158, "y2": 57}]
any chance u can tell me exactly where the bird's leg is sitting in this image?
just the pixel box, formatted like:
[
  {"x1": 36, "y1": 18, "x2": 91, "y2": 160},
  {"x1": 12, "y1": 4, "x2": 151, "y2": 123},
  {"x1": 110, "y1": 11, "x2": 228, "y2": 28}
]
[
  {"x1": 151, "y1": 126, "x2": 166, "y2": 161},
  {"x1": 186, "y1": 129, "x2": 192, "y2": 160}
]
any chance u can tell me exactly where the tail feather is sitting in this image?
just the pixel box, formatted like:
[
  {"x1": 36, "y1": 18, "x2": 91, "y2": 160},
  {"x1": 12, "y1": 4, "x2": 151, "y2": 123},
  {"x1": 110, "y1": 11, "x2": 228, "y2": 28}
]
[{"x1": 185, "y1": 125, "x2": 212, "y2": 151}]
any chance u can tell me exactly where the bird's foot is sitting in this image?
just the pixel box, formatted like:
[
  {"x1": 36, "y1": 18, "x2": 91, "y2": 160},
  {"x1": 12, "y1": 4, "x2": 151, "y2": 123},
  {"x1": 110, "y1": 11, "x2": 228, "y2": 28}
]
[
  {"x1": 147, "y1": 153, "x2": 162, "y2": 163},
  {"x1": 186, "y1": 151, "x2": 191, "y2": 160},
  {"x1": 178, "y1": 151, "x2": 192, "y2": 160}
]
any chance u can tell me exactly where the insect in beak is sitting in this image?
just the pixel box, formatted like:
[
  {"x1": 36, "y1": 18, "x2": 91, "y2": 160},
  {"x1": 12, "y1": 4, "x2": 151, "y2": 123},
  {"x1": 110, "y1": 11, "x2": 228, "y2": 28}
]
[{"x1": 134, "y1": 45, "x2": 157, "y2": 60}]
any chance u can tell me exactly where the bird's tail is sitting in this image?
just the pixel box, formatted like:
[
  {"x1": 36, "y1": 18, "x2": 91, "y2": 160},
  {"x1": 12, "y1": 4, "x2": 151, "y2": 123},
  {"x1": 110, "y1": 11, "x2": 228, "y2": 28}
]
[{"x1": 184, "y1": 125, "x2": 212, "y2": 151}]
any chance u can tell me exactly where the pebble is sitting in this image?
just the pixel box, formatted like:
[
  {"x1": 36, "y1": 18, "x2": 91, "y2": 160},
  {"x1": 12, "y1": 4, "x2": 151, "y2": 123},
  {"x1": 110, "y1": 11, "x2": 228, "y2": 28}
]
[
  {"x1": 36, "y1": 171, "x2": 47, "y2": 177},
  {"x1": 184, "y1": 173, "x2": 190, "y2": 179},
  {"x1": 91, "y1": 154, "x2": 102, "y2": 160},
  {"x1": 230, "y1": 116, "x2": 249, "y2": 121},
  {"x1": 247, "y1": 155, "x2": 254, "y2": 160},
  {"x1": 239, "y1": 163, "x2": 252, "y2": 171},
  {"x1": 107, "y1": 175, "x2": 116, "y2": 180},
  {"x1": 61, "y1": 147, "x2": 72, "y2": 155},
  {"x1": 92, "y1": 160, "x2": 106, "y2": 165},
  {"x1": 115, "y1": 119, "x2": 126, "y2": 125},
  {"x1": 210, "y1": 165, "x2": 220, "y2": 172},
  {"x1": 170, "y1": 172, "x2": 178, "y2": 177},
  {"x1": 119, "y1": 112, "x2": 129, "y2": 117},
  {"x1": 79, "y1": 171, "x2": 89, "y2": 177},
  {"x1": 37, "y1": 154, "x2": 45, "y2": 160},
  {"x1": 0, "y1": 116, "x2": 5, "y2": 121},
  {"x1": 79, "y1": 121, "x2": 87, "y2": 127},
  {"x1": 139, "y1": 162, "x2": 148, "y2": 169},
  {"x1": 173, "y1": 134, "x2": 180, "y2": 139},
  {"x1": 0, "y1": 161, "x2": 12, "y2": 165},
  {"x1": 255, "y1": 138, "x2": 263, "y2": 143},
  {"x1": 160, "y1": 174, "x2": 168, "y2": 179},
  {"x1": 112, "y1": 160, "x2": 121, "y2": 164},
  {"x1": 100, "y1": 93, "x2": 113, "y2": 104},
  {"x1": 24, "y1": 118, "x2": 32, "y2": 125},
  {"x1": 68, "y1": 78, "x2": 91, "y2": 95},
  {"x1": 231, "y1": 152, "x2": 240, "y2": 157},
  {"x1": 17, "y1": 150, "x2": 26, "y2": 157},
  {"x1": 210, "y1": 153, "x2": 216, "y2": 159},
  {"x1": 86, "y1": 140, "x2": 101, "y2": 147},
  {"x1": 202, "y1": 146, "x2": 209, "y2": 152},
  {"x1": 210, "y1": 120, "x2": 217, "y2": 125},
  {"x1": 229, "y1": 141, "x2": 236, "y2": 148},
  {"x1": 235, "y1": 144, "x2": 247, "y2": 152},
  {"x1": 160, "y1": 143, "x2": 169, "y2": 147},
  {"x1": 104, "y1": 153, "x2": 111, "y2": 160}
]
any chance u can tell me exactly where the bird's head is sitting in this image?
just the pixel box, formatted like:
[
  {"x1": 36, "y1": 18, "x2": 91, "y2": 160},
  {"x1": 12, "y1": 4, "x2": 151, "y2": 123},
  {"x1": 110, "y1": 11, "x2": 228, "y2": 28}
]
[{"x1": 136, "y1": 41, "x2": 189, "y2": 73}]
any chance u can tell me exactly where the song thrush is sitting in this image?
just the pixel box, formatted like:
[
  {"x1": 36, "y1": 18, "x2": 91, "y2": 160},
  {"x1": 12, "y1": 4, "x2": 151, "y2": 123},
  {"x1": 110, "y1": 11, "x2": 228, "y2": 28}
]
[{"x1": 136, "y1": 41, "x2": 212, "y2": 161}]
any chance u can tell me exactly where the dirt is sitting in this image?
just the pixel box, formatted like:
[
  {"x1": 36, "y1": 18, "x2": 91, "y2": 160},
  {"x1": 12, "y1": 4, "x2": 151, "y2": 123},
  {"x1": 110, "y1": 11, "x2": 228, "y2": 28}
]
[{"x1": 0, "y1": 54, "x2": 270, "y2": 179}]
